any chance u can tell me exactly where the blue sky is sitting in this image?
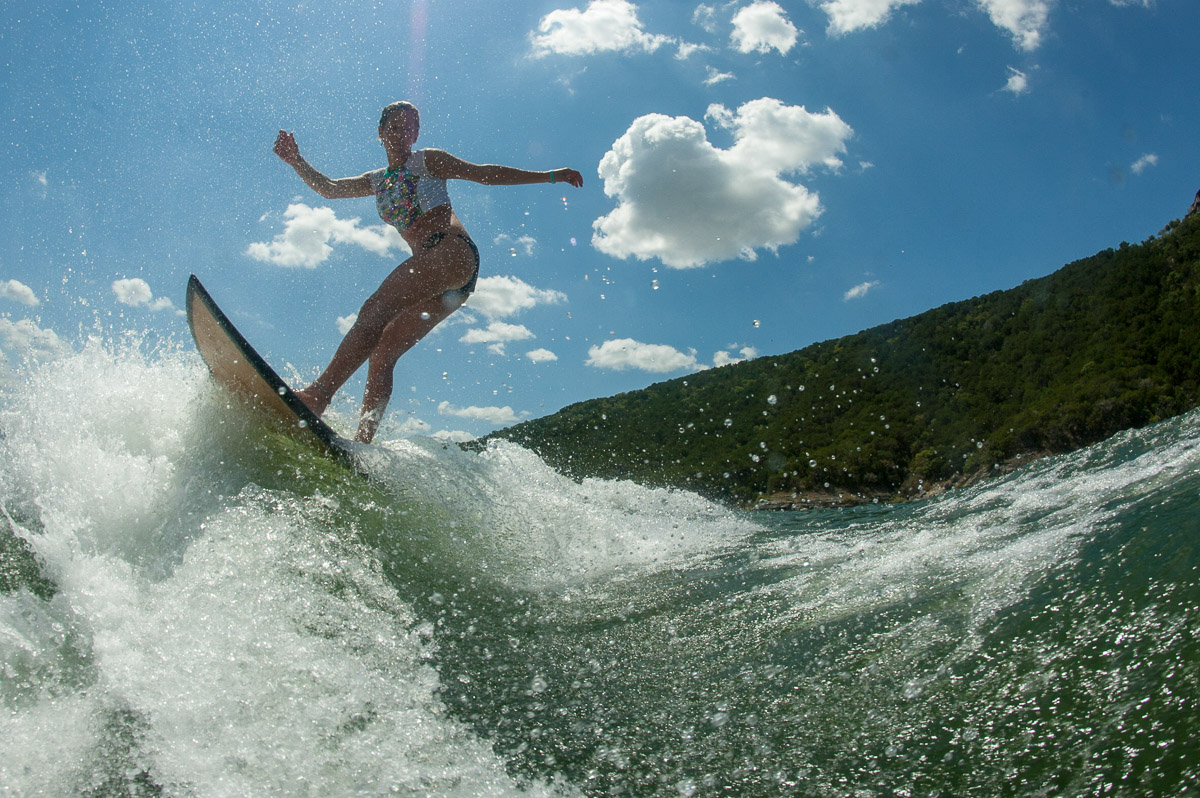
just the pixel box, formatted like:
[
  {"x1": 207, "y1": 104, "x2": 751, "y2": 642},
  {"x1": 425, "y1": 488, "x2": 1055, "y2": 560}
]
[{"x1": 2, "y1": 0, "x2": 1196, "y2": 440}]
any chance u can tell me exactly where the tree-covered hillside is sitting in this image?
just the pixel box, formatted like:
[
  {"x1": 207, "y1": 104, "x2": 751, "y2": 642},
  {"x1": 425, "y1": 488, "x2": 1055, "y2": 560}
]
[{"x1": 483, "y1": 212, "x2": 1200, "y2": 507}]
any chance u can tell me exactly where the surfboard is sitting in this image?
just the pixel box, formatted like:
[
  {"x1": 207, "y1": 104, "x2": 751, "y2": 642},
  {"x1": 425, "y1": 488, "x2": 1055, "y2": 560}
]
[{"x1": 186, "y1": 274, "x2": 356, "y2": 466}]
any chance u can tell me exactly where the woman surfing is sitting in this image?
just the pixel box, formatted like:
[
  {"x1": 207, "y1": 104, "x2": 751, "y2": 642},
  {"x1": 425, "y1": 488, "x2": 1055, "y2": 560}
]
[{"x1": 273, "y1": 101, "x2": 583, "y2": 443}]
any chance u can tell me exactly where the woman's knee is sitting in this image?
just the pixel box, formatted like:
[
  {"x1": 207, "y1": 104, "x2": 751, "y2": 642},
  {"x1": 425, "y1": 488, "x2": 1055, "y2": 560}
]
[{"x1": 356, "y1": 290, "x2": 397, "y2": 332}]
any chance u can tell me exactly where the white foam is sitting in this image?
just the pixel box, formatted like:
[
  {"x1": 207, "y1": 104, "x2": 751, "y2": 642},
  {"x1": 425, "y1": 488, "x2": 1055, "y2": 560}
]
[
  {"x1": 363, "y1": 435, "x2": 758, "y2": 590},
  {"x1": 1, "y1": 340, "x2": 576, "y2": 796}
]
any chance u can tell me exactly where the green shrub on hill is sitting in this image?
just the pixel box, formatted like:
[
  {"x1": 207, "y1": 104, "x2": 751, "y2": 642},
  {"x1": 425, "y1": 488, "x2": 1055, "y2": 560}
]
[{"x1": 484, "y1": 212, "x2": 1200, "y2": 507}]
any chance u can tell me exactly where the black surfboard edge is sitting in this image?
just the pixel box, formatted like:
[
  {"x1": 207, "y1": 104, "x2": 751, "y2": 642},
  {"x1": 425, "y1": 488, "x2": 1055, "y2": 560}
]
[{"x1": 186, "y1": 274, "x2": 357, "y2": 468}]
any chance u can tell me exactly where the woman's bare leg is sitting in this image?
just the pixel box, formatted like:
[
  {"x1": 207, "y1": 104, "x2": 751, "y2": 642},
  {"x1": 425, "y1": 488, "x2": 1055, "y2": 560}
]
[
  {"x1": 355, "y1": 293, "x2": 463, "y2": 442},
  {"x1": 294, "y1": 237, "x2": 474, "y2": 415}
]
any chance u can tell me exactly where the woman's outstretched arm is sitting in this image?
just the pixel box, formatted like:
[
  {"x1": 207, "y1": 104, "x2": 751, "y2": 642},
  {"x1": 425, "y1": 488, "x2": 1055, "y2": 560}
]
[
  {"x1": 273, "y1": 130, "x2": 374, "y2": 199},
  {"x1": 424, "y1": 149, "x2": 583, "y2": 188}
]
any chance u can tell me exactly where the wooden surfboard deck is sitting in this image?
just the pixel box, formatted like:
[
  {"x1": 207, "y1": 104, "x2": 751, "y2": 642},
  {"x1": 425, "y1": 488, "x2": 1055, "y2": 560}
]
[{"x1": 186, "y1": 274, "x2": 355, "y2": 466}]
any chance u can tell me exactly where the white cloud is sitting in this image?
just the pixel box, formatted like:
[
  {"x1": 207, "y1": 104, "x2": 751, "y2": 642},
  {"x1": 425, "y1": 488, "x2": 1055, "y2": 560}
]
[
  {"x1": 975, "y1": 0, "x2": 1050, "y2": 51},
  {"x1": 459, "y1": 321, "x2": 535, "y2": 346},
  {"x1": 819, "y1": 0, "x2": 1049, "y2": 50},
  {"x1": 432, "y1": 428, "x2": 476, "y2": 443},
  {"x1": 525, "y1": 348, "x2": 559, "y2": 363},
  {"x1": 843, "y1": 280, "x2": 880, "y2": 300},
  {"x1": 112, "y1": 278, "x2": 153, "y2": 306},
  {"x1": 246, "y1": 203, "x2": 406, "y2": 268},
  {"x1": 466, "y1": 275, "x2": 567, "y2": 319},
  {"x1": 530, "y1": 0, "x2": 674, "y2": 57},
  {"x1": 394, "y1": 417, "x2": 434, "y2": 436},
  {"x1": 1003, "y1": 66, "x2": 1030, "y2": 95},
  {"x1": 712, "y1": 346, "x2": 758, "y2": 367},
  {"x1": 1130, "y1": 153, "x2": 1158, "y2": 175},
  {"x1": 1, "y1": 279, "x2": 39, "y2": 306},
  {"x1": 676, "y1": 41, "x2": 712, "y2": 59},
  {"x1": 0, "y1": 317, "x2": 67, "y2": 361},
  {"x1": 592, "y1": 98, "x2": 852, "y2": 268},
  {"x1": 704, "y1": 66, "x2": 736, "y2": 85},
  {"x1": 336, "y1": 313, "x2": 357, "y2": 335},
  {"x1": 731, "y1": 1, "x2": 800, "y2": 55},
  {"x1": 585, "y1": 338, "x2": 699, "y2": 372},
  {"x1": 112, "y1": 278, "x2": 178, "y2": 313},
  {"x1": 818, "y1": 0, "x2": 921, "y2": 36},
  {"x1": 494, "y1": 233, "x2": 537, "y2": 257},
  {"x1": 693, "y1": 3, "x2": 719, "y2": 33},
  {"x1": 437, "y1": 401, "x2": 521, "y2": 425}
]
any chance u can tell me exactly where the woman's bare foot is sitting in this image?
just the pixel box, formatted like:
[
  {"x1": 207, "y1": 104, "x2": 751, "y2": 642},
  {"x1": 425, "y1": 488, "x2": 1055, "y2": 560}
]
[{"x1": 292, "y1": 382, "x2": 332, "y2": 417}]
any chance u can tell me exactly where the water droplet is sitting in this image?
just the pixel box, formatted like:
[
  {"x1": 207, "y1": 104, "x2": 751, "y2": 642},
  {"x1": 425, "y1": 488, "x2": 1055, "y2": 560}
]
[
  {"x1": 767, "y1": 394, "x2": 777, "y2": 405},
  {"x1": 752, "y1": 319, "x2": 761, "y2": 328},
  {"x1": 724, "y1": 418, "x2": 733, "y2": 427}
]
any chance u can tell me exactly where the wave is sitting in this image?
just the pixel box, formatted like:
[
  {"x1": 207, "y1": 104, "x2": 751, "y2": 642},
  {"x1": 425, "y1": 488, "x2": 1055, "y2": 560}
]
[{"x1": 2, "y1": 338, "x2": 1197, "y2": 796}]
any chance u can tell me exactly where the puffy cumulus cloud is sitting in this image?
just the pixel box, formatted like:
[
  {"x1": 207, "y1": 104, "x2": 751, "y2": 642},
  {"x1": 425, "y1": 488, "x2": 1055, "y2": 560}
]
[
  {"x1": 1130, "y1": 153, "x2": 1158, "y2": 175},
  {"x1": 1003, "y1": 66, "x2": 1031, "y2": 95},
  {"x1": 112, "y1": 278, "x2": 153, "y2": 305},
  {"x1": 843, "y1": 280, "x2": 880, "y2": 300},
  {"x1": 592, "y1": 98, "x2": 852, "y2": 268},
  {"x1": 712, "y1": 346, "x2": 758, "y2": 367},
  {"x1": 494, "y1": 233, "x2": 537, "y2": 257},
  {"x1": 530, "y1": 0, "x2": 673, "y2": 57},
  {"x1": 0, "y1": 317, "x2": 67, "y2": 361},
  {"x1": 525, "y1": 348, "x2": 559, "y2": 363},
  {"x1": 978, "y1": 0, "x2": 1050, "y2": 51},
  {"x1": 675, "y1": 41, "x2": 713, "y2": 60},
  {"x1": 112, "y1": 278, "x2": 178, "y2": 313},
  {"x1": 704, "y1": 66, "x2": 736, "y2": 85},
  {"x1": 817, "y1": 0, "x2": 921, "y2": 36},
  {"x1": 731, "y1": 1, "x2": 800, "y2": 54},
  {"x1": 393, "y1": 416, "x2": 433, "y2": 436},
  {"x1": 432, "y1": 428, "x2": 476, "y2": 443},
  {"x1": 246, "y1": 203, "x2": 405, "y2": 268},
  {"x1": 459, "y1": 321, "x2": 536, "y2": 346},
  {"x1": 1, "y1": 279, "x2": 39, "y2": 306},
  {"x1": 336, "y1": 313, "x2": 358, "y2": 335},
  {"x1": 585, "y1": 338, "x2": 699, "y2": 373},
  {"x1": 437, "y1": 401, "x2": 521, "y2": 425},
  {"x1": 818, "y1": 0, "x2": 1050, "y2": 50},
  {"x1": 466, "y1": 275, "x2": 567, "y2": 319}
]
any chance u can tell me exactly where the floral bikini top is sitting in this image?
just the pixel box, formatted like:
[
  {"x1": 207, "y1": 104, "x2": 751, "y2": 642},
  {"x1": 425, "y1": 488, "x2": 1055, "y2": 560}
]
[{"x1": 367, "y1": 149, "x2": 452, "y2": 233}]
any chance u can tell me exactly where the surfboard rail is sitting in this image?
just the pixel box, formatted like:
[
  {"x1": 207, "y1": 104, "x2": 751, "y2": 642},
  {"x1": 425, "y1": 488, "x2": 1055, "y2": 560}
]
[{"x1": 186, "y1": 274, "x2": 355, "y2": 465}]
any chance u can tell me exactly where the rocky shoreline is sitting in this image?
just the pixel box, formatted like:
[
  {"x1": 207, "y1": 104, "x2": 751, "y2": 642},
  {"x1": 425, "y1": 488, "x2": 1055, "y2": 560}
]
[{"x1": 749, "y1": 451, "x2": 1046, "y2": 511}]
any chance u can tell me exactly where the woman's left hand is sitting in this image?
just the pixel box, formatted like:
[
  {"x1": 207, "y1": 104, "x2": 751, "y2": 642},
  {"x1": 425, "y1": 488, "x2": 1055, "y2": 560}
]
[{"x1": 551, "y1": 168, "x2": 584, "y2": 188}]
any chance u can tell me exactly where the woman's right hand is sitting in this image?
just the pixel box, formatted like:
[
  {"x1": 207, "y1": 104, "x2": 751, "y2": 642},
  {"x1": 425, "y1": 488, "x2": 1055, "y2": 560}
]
[{"x1": 273, "y1": 130, "x2": 300, "y2": 165}]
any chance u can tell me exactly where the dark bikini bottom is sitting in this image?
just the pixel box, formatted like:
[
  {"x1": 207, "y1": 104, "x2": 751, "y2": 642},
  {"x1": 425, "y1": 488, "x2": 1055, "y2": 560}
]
[{"x1": 421, "y1": 231, "x2": 480, "y2": 300}]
